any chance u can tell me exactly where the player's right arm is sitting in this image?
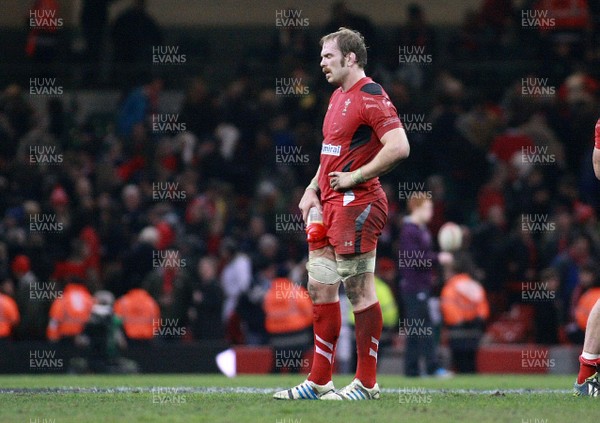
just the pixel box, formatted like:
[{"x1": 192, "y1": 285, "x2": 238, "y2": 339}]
[
  {"x1": 593, "y1": 148, "x2": 600, "y2": 180},
  {"x1": 299, "y1": 165, "x2": 321, "y2": 223}
]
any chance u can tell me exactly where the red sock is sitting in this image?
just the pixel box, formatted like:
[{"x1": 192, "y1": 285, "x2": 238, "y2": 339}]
[
  {"x1": 354, "y1": 302, "x2": 383, "y2": 389},
  {"x1": 577, "y1": 355, "x2": 600, "y2": 384},
  {"x1": 308, "y1": 301, "x2": 341, "y2": 385}
]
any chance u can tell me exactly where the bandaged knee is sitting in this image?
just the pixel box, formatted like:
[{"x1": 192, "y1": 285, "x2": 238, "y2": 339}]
[
  {"x1": 307, "y1": 256, "x2": 342, "y2": 285},
  {"x1": 336, "y1": 253, "x2": 376, "y2": 281}
]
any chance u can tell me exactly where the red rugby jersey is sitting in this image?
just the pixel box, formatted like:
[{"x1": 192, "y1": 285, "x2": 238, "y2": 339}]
[{"x1": 318, "y1": 77, "x2": 402, "y2": 206}]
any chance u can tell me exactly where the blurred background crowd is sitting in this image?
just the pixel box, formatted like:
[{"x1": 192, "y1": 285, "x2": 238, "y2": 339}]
[{"x1": 1, "y1": 0, "x2": 600, "y2": 373}]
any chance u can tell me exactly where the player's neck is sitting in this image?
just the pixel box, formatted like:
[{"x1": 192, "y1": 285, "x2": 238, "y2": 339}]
[{"x1": 340, "y1": 70, "x2": 366, "y2": 92}]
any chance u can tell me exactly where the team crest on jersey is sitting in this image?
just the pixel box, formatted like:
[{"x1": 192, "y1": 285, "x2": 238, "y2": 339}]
[
  {"x1": 321, "y1": 143, "x2": 341, "y2": 156},
  {"x1": 342, "y1": 99, "x2": 351, "y2": 115}
]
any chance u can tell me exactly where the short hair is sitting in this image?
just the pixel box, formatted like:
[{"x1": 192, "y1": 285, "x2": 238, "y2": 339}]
[
  {"x1": 407, "y1": 193, "x2": 431, "y2": 212},
  {"x1": 451, "y1": 252, "x2": 476, "y2": 276},
  {"x1": 320, "y1": 27, "x2": 368, "y2": 68}
]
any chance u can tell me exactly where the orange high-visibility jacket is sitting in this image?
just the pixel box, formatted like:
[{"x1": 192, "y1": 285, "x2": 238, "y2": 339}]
[
  {"x1": 263, "y1": 278, "x2": 312, "y2": 334},
  {"x1": 441, "y1": 273, "x2": 490, "y2": 326},
  {"x1": 114, "y1": 288, "x2": 160, "y2": 339},
  {"x1": 46, "y1": 283, "x2": 93, "y2": 340},
  {"x1": 0, "y1": 294, "x2": 20, "y2": 337},
  {"x1": 575, "y1": 287, "x2": 600, "y2": 331}
]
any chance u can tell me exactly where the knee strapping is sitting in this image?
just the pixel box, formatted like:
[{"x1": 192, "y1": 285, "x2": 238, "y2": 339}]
[
  {"x1": 336, "y1": 253, "x2": 376, "y2": 281},
  {"x1": 307, "y1": 256, "x2": 341, "y2": 285}
]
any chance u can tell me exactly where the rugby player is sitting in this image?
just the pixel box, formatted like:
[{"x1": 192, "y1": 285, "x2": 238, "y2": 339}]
[
  {"x1": 574, "y1": 117, "x2": 600, "y2": 396},
  {"x1": 274, "y1": 27, "x2": 410, "y2": 400}
]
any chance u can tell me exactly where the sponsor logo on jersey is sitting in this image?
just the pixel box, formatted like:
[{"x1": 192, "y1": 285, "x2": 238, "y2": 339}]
[{"x1": 321, "y1": 143, "x2": 341, "y2": 156}]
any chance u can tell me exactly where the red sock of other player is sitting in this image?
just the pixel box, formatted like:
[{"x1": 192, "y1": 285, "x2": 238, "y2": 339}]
[
  {"x1": 354, "y1": 302, "x2": 383, "y2": 389},
  {"x1": 308, "y1": 301, "x2": 341, "y2": 385},
  {"x1": 578, "y1": 354, "x2": 600, "y2": 384}
]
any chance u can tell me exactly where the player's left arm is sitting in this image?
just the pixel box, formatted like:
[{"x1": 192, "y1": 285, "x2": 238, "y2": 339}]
[{"x1": 329, "y1": 127, "x2": 410, "y2": 191}]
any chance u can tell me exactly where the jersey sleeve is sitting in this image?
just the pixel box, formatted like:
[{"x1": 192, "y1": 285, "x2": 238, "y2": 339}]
[
  {"x1": 360, "y1": 83, "x2": 403, "y2": 140},
  {"x1": 595, "y1": 118, "x2": 600, "y2": 149}
]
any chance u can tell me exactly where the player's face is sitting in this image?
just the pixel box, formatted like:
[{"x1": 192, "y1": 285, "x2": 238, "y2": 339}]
[{"x1": 320, "y1": 40, "x2": 349, "y2": 86}]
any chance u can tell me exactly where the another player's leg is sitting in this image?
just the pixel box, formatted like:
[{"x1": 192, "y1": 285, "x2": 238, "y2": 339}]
[
  {"x1": 574, "y1": 299, "x2": 600, "y2": 396},
  {"x1": 321, "y1": 250, "x2": 382, "y2": 400},
  {"x1": 273, "y1": 246, "x2": 341, "y2": 400}
]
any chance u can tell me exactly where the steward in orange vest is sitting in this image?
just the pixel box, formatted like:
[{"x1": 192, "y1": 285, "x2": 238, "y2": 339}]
[
  {"x1": 575, "y1": 287, "x2": 600, "y2": 331},
  {"x1": 47, "y1": 282, "x2": 94, "y2": 343},
  {"x1": 440, "y1": 253, "x2": 489, "y2": 373},
  {"x1": 114, "y1": 288, "x2": 160, "y2": 341},
  {"x1": 263, "y1": 277, "x2": 313, "y2": 373},
  {"x1": 0, "y1": 292, "x2": 20, "y2": 338}
]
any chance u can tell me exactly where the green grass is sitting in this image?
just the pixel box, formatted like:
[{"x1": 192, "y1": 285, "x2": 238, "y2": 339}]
[{"x1": 0, "y1": 374, "x2": 592, "y2": 423}]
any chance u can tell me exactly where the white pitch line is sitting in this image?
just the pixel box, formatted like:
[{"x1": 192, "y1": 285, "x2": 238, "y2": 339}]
[{"x1": 0, "y1": 387, "x2": 573, "y2": 395}]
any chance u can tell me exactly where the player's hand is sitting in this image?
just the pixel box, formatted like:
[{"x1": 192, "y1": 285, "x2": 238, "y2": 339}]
[
  {"x1": 328, "y1": 171, "x2": 355, "y2": 192},
  {"x1": 299, "y1": 188, "x2": 322, "y2": 223}
]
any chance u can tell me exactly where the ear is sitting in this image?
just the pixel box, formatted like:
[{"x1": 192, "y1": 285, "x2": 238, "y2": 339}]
[{"x1": 347, "y1": 52, "x2": 357, "y2": 65}]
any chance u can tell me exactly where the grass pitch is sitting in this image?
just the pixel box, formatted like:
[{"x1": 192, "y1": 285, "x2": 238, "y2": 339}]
[{"x1": 0, "y1": 373, "x2": 591, "y2": 423}]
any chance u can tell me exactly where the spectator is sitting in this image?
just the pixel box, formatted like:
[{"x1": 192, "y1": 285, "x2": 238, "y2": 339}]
[
  {"x1": 323, "y1": 2, "x2": 376, "y2": 52},
  {"x1": 449, "y1": 10, "x2": 486, "y2": 59},
  {"x1": 472, "y1": 204, "x2": 510, "y2": 294},
  {"x1": 118, "y1": 226, "x2": 156, "y2": 297},
  {"x1": 236, "y1": 257, "x2": 271, "y2": 346},
  {"x1": 12, "y1": 254, "x2": 47, "y2": 340},
  {"x1": 552, "y1": 234, "x2": 596, "y2": 320},
  {"x1": 533, "y1": 268, "x2": 562, "y2": 344},
  {"x1": 179, "y1": 78, "x2": 218, "y2": 139},
  {"x1": 441, "y1": 253, "x2": 489, "y2": 373},
  {"x1": 116, "y1": 77, "x2": 163, "y2": 139},
  {"x1": 399, "y1": 4, "x2": 436, "y2": 55},
  {"x1": 395, "y1": 3, "x2": 436, "y2": 89},
  {"x1": 398, "y1": 194, "x2": 452, "y2": 377},
  {"x1": 111, "y1": 0, "x2": 162, "y2": 68},
  {"x1": 25, "y1": 0, "x2": 62, "y2": 63},
  {"x1": 188, "y1": 256, "x2": 224, "y2": 341},
  {"x1": 219, "y1": 238, "x2": 252, "y2": 323},
  {"x1": 141, "y1": 248, "x2": 189, "y2": 327},
  {"x1": 80, "y1": 0, "x2": 115, "y2": 81}
]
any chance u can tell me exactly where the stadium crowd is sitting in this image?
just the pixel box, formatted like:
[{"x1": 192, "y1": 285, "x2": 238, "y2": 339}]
[{"x1": 1, "y1": 0, "x2": 600, "y2": 373}]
